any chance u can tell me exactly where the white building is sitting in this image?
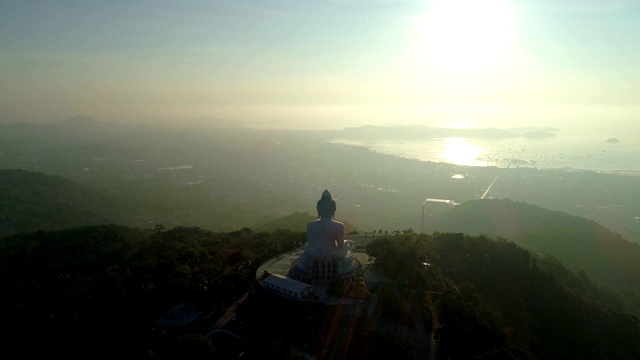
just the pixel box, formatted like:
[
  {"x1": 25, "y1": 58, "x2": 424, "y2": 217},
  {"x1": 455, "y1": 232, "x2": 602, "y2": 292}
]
[{"x1": 262, "y1": 274, "x2": 314, "y2": 298}]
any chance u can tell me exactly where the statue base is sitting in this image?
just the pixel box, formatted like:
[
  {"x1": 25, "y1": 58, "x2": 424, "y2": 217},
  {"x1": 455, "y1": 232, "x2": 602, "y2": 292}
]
[{"x1": 289, "y1": 241, "x2": 358, "y2": 285}]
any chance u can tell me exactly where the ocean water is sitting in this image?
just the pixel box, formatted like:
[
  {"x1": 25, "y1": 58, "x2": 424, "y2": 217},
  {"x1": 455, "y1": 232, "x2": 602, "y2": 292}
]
[{"x1": 333, "y1": 129, "x2": 640, "y2": 174}]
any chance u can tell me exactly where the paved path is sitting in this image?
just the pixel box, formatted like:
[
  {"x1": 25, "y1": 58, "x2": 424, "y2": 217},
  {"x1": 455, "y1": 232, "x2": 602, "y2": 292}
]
[{"x1": 212, "y1": 292, "x2": 248, "y2": 330}]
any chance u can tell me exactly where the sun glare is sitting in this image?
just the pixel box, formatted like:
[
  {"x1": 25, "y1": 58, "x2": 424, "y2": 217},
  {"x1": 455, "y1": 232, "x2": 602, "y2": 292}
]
[
  {"x1": 412, "y1": 0, "x2": 516, "y2": 74},
  {"x1": 441, "y1": 138, "x2": 483, "y2": 166}
]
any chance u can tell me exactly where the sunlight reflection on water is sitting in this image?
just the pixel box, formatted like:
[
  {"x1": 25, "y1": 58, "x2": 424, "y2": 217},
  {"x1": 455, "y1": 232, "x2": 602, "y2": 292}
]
[
  {"x1": 332, "y1": 134, "x2": 640, "y2": 173},
  {"x1": 441, "y1": 138, "x2": 484, "y2": 166}
]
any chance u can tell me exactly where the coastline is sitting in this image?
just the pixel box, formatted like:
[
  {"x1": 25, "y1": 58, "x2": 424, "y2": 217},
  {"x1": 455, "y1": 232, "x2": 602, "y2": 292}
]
[{"x1": 331, "y1": 137, "x2": 640, "y2": 176}]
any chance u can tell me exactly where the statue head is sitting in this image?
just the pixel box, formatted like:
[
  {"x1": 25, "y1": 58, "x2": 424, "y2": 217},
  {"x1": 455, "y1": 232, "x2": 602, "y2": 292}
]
[{"x1": 316, "y1": 189, "x2": 336, "y2": 219}]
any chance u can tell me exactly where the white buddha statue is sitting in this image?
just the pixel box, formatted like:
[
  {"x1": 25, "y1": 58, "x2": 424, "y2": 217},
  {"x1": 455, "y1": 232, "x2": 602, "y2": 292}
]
[
  {"x1": 304, "y1": 189, "x2": 350, "y2": 260},
  {"x1": 290, "y1": 190, "x2": 356, "y2": 283}
]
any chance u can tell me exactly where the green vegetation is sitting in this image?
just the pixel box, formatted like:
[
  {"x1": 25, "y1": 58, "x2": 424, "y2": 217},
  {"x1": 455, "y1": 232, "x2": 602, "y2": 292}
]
[
  {"x1": 367, "y1": 232, "x2": 640, "y2": 359},
  {"x1": 430, "y1": 198, "x2": 640, "y2": 315},
  {"x1": 0, "y1": 225, "x2": 302, "y2": 359},
  {"x1": 2, "y1": 223, "x2": 639, "y2": 359},
  {"x1": 0, "y1": 169, "x2": 124, "y2": 237}
]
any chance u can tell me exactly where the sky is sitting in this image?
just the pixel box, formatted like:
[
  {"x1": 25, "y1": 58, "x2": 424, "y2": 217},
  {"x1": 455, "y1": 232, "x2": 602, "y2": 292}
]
[{"x1": 1, "y1": 0, "x2": 639, "y2": 130}]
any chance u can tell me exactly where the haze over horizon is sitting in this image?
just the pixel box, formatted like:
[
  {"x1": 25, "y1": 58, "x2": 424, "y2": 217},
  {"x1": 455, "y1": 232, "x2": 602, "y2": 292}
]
[{"x1": 1, "y1": 0, "x2": 639, "y2": 131}]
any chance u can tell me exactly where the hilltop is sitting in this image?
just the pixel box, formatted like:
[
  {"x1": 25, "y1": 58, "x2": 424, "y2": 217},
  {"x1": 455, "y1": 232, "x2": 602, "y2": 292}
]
[{"x1": 1, "y1": 225, "x2": 639, "y2": 359}]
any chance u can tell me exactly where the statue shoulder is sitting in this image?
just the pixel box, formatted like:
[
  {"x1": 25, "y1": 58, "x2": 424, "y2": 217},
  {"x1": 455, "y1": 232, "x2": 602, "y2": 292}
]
[
  {"x1": 307, "y1": 219, "x2": 326, "y2": 230},
  {"x1": 331, "y1": 220, "x2": 345, "y2": 230}
]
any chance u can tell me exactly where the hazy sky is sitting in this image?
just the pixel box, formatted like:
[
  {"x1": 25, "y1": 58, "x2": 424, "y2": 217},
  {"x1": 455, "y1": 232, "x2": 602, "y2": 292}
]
[{"x1": 1, "y1": 0, "x2": 639, "y2": 129}]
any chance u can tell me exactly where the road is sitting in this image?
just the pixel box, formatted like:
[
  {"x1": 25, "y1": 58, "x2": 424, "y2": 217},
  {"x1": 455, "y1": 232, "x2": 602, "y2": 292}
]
[{"x1": 481, "y1": 175, "x2": 500, "y2": 200}]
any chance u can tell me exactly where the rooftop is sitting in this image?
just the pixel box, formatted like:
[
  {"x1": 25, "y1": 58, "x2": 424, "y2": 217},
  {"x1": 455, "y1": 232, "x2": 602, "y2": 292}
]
[
  {"x1": 154, "y1": 301, "x2": 205, "y2": 329},
  {"x1": 263, "y1": 274, "x2": 314, "y2": 295}
]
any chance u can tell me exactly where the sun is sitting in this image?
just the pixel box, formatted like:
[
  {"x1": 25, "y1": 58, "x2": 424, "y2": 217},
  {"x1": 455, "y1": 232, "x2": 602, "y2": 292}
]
[{"x1": 411, "y1": 0, "x2": 516, "y2": 74}]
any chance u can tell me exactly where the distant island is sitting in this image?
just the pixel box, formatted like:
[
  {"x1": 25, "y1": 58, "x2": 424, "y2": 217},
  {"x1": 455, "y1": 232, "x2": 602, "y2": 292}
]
[{"x1": 606, "y1": 137, "x2": 621, "y2": 143}]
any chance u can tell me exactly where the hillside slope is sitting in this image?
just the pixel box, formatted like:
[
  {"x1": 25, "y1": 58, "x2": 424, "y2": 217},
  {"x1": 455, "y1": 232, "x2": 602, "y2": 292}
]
[
  {"x1": 368, "y1": 233, "x2": 640, "y2": 359},
  {"x1": 429, "y1": 198, "x2": 640, "y2": 288},
  {"x1": 0, "y1": 169, "x2": 124, "y2": 236}
]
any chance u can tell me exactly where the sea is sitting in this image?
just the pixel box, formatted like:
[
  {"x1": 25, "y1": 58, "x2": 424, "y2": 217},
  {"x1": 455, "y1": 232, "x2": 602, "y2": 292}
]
[{"x1": 332, "y1": 127, "x2": 640, "y2": 175}]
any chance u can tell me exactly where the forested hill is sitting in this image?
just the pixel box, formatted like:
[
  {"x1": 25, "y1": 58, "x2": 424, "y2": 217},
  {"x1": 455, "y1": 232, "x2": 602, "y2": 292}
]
[
  {"x1": 0, "y1": 169, "x2": 125, "y2": 237},
  {"x1": 0, "y1": 225, "x2": 304, "y2": 359},
  {"x1": 1, "y1": 225, "x2": 639, "y2": 359},
  {"x1": 369, "y1": 233, "x2": 640, "y2": 359},
  {"x1": 429, "y1": 198, "x2": 640, "y2": 289}
]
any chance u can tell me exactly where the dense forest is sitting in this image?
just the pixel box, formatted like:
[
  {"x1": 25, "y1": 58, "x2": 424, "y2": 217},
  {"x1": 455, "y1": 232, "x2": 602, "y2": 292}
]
[
  {"x1": 1, "y1": 225, "x2": 639, "y2": 359},
  {"x1": 367, "y1": 232, "x2": 640, "y2": 359},
  {"x1": 0, "y1": 225, "x2": 302, "y2": 359}
]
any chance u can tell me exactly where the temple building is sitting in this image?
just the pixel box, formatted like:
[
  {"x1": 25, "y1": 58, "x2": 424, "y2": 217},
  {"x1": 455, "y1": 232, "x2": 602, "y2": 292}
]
[{"x1": 261, "y1": 273, "x2": 314, "y2": 299}]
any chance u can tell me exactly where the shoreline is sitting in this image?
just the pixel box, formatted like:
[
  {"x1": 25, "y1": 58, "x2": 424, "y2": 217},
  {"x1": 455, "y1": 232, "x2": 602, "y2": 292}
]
[{"x1": 331, "y1": 139, "x2": 640, "y2": 177}]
